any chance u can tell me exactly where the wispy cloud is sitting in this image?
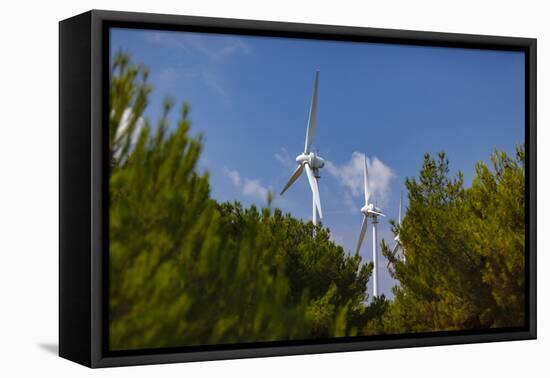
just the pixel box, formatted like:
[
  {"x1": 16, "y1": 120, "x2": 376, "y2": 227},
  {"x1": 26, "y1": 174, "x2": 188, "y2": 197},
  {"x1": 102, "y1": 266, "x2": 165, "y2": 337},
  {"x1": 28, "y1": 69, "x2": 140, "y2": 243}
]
[
  {"x1": 274, "y1": 147, "x2": 293, "y2": 168},
  {"x1": 144, "y1": 32, "x2": 252, "y2": 62},
  {"x1": 223, "y1": 167, "x2": 271, "y2": 202},
  {"x1": 144, "y1": 31, "x2": 252, "y2": 107},
  {"x1": 155, "y1": 65, "x2": 199, "y2": 85},
  {"x1": 325, "y1": 152, "x2": 395, "y2": 207},
  {"x1": 144, "y1": 32, "x2": 194, "y2": 55},
  {"x1": 185, "y1": 35, "x2": 252, "y2": 61},
  {"x1": 202, "y1": 72, "x2": 230, "y2": 105}
]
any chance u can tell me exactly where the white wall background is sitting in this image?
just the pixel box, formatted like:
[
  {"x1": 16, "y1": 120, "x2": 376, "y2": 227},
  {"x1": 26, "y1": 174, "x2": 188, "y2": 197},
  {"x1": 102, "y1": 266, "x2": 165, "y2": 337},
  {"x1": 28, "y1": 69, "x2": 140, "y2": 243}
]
[{"x1": 0, "y1": 0, "x2": 546, "y2": 376}]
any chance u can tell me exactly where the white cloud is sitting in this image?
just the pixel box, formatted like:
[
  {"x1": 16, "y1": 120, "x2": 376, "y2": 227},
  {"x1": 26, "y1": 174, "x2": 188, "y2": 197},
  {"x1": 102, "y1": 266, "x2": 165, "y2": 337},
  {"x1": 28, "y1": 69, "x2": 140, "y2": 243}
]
[
  {"x1": 223, "y1": 167, "x2": 241, "y2": 187},
  {"x1": 325, "y1": 152, "x2": 395, "y2": 207},
  {"x1": 223, "y1": 167, "x2": 271, "y2": 202},
  {"x1": 242, "y1": 178, "x2": 269, "y2": 200},
  {"x1": 274, "y1": 147, "x2": 293, "y2": 168}
]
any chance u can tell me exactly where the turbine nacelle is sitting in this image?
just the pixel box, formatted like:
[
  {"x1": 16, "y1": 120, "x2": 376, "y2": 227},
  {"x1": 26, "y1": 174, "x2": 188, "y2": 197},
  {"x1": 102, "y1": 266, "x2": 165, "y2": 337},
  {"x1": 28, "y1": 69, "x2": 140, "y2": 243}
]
[
  {"x1": 361, "y1": 203, "x2": 385, "y2": 218},
  {"x1": 296, "y1": 152, "x2": 325, "y2": 173}
]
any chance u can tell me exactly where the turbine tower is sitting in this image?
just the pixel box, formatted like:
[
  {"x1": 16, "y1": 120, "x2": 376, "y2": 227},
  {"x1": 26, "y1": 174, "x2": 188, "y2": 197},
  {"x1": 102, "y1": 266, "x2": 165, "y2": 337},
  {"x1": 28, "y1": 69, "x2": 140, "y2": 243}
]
[
  {"x1": 355, "y1": 154, "x2": 385, "y2": 298},
  {"x1": 280, "y1": 71, "x2": 324, "y2": 225}
]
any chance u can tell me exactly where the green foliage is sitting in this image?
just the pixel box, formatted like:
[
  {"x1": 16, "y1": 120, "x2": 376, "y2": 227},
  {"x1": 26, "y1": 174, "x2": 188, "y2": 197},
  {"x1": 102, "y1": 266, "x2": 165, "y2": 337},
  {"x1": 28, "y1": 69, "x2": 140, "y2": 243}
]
[
  {"x1": 217, "y1": 202, "x2": 373, "y2": 338},
  {"x1": 468, "y1": 145, "x2": 525, "y2": 327},
  {"x1": 108, "y1": 51, "x2": 525, "y2": 349},
  {"x1": 378, "y1": 148, "x2": 525, "y2": 334},
  {"x1": 108, "y1": 52, "x2": 376, "y2": 350}
]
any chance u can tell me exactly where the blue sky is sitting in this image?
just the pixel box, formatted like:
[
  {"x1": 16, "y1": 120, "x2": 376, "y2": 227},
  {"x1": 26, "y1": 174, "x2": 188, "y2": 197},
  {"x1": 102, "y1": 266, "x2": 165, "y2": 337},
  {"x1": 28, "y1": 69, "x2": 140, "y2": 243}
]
[{"x1": 110, "y1": 28, "x2": 525, "y2": 299}]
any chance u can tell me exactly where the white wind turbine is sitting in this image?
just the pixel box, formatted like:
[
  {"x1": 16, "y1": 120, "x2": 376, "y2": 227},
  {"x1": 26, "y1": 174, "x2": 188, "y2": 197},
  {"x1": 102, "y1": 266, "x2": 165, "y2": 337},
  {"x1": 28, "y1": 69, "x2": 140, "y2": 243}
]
[
  {"x1": 280, "y1": 71, "x2": 324, "y2": 226},
  {"x1": 391, "y1": 191, "x2": 406, "y2": 261},
  {"x1": 355, "y1": 154, "x2": 385, "y2": 298}
]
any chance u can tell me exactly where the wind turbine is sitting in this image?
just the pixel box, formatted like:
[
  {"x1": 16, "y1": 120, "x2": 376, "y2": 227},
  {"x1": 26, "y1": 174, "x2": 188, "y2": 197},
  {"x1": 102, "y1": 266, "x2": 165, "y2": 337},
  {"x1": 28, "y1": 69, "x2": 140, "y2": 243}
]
[
  {"x1": 355, "y1": 154, "x2": 385, "y2": 298},
  {"x1": 391, "y1": 191, "x2": 406, "y2": 261},
  {"x1": 280, "y1": 71, "x2": 324, "y2": 226}
]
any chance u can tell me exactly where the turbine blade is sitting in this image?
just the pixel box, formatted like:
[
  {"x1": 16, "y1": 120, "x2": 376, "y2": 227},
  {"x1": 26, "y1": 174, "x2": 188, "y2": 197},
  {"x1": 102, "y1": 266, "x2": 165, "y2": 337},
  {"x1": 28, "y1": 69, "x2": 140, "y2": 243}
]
[
  {"x1": 355, "y1": 215, "x2": 368, "y2": 255},
  {"x1": 280, "y1": 164, "x2": 304, "y2": 196},
  {"x1": 316, "y1": 188, "x2": 323, "y2": 220},
  {"x1": 363, "y1": 154, "x2": 370, "y2": 205},
  {"x1": 370, "y1": 210, "x2": 385, "y2": 217},
  {"x1": 305, "y1": 164, "x2": 322, "y2": 219},
  {"x1": 304, "y1": 71, "x2": 319, "y2": 153},
  {"x1": 392, "y1": 242, "x2": 400, "y2": 255}
]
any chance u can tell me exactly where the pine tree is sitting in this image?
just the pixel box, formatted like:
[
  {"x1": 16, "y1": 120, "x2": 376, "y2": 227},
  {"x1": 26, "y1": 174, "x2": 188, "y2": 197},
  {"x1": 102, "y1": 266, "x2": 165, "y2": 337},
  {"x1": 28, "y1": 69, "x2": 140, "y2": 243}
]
[
  {"x1": 217, "y1": 202, "x2": 374, "y2": 338},
  {"x1": 467, "y1": 145, "x2": 525, "y2": 327},
  {"x1": 378, "y1": 149, "x2": 525, "y2": 334}
]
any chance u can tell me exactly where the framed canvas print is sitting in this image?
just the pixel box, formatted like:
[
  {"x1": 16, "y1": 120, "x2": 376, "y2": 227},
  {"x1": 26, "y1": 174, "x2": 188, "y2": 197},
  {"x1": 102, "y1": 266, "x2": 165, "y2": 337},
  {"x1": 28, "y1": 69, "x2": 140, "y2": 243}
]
[{"x1": 59, "y1": 10, "x2": 537, "y2": 368}]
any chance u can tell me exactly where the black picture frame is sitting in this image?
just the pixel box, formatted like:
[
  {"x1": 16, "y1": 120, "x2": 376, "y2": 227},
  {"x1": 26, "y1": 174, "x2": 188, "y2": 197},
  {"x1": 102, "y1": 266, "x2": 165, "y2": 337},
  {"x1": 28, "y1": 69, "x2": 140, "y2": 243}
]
[{"x1": 59, "y1": 9, "x2": 537, "y2": 368}]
